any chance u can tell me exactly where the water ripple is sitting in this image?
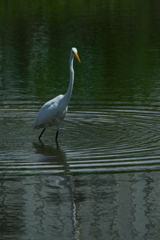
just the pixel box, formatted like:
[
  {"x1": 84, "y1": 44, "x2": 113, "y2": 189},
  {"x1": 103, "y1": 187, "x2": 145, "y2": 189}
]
[
  {"x1": 1, "y1": 102, "x2": 160, "y2": 176},
  {"x1": 64, "y1": 105, "x2": 160, "y2": 173}
]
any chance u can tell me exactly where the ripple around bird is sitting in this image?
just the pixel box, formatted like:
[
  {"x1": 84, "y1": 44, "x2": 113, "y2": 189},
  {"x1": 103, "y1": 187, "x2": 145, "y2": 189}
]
[
  {"x1": 63, "y1": 104, "x2": 160, "y2": 174},
  {"x1": 1, "y1": 102, "x2": 160, "y2": 177}
]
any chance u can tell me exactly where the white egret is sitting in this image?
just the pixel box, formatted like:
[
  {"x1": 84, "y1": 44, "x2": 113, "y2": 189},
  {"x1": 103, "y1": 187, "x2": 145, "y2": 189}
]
[{"x1": 32, "y1": 47, "x2": 81, "y2": 143}]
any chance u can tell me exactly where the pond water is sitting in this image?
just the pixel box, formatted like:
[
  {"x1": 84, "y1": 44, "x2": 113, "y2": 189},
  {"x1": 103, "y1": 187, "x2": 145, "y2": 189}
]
[{"x1": 1, "y1": 1, "x2": 160, "y2": 239}]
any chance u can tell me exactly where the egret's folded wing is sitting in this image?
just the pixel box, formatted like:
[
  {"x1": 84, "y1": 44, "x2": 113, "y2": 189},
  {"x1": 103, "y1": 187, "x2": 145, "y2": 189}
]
[{"x1": 33, "y1": 95, "x2": 64, "y2": 129}]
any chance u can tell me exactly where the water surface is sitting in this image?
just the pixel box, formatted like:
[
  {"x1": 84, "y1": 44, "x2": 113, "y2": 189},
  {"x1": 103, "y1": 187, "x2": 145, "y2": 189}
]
[{"x1": 1, "y1": 1, "x2": 160, "y2": 239}]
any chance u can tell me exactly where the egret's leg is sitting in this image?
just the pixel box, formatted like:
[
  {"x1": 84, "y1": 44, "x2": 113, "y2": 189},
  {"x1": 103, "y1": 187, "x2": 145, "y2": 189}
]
[
  {"x1": 39, "y1": 128, "x2": 46, "y2": 141},
  {"x1": 55, "y1": 130, "x2": 59, "y2": 143},
  {"x1": 55, "y1": 123, "x2": 61, "y2": 144}
]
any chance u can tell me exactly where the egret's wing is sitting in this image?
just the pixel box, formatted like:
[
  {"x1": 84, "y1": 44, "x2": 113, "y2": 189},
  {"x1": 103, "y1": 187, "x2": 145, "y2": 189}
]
[{"x1": 33, "y1": 94, "x2": 64, "y2": 129}]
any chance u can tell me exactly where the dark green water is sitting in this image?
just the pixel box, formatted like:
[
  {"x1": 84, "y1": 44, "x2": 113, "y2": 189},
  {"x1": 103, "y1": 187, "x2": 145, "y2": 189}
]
[{"x1": 1, "y1": 1, "x2": 160, "y2": 239}]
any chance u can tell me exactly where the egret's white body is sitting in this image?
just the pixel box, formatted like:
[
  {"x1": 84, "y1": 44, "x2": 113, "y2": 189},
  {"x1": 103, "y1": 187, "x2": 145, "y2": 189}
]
[{"x1": 33, "y1": 47, "x2": 81, "y2": 142}]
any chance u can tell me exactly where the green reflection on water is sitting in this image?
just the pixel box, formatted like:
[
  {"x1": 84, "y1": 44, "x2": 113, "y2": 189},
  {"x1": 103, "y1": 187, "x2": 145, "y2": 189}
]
[{"x1": 0, "y1": 0, "x2": 160, "y2": 105}]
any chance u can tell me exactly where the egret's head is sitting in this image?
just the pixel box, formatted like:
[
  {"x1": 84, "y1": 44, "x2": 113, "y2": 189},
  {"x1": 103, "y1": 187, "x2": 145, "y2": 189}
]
[{"x1": 72, "y1": 47, "x2": 81, "y2": 62}]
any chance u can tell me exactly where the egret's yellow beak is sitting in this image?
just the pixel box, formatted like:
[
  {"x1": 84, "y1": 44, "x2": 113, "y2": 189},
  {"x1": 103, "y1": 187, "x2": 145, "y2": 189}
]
[{"x1": 74, "y1": 52, "x2": 81, "y2": 63}]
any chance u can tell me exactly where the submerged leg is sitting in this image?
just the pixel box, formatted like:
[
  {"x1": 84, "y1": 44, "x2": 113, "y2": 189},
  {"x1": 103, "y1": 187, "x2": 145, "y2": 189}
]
[
  {"x1": 55, "y1": 123, "x2": 61, "y2": 145},
  {"x1": 55, "y1": 130, "x2": 59, "y2": 144},
  {"x1": 39, "y1": 128, "x2": 46, "y2": 141}
]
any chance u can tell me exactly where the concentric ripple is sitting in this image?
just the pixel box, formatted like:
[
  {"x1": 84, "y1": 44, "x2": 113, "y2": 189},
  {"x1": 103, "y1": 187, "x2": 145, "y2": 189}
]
[
  {"x1": 1, "y1": 102, "x2": 160, "y2": 176},
  {"x1": 63, "y1": 104, "x2": 160, "y2": 173}
]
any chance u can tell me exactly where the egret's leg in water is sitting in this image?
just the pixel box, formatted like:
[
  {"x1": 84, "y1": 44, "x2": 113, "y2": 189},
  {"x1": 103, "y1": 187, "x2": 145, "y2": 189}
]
[
  {"x1": 39, "y1": 128, "x2": 46, "y2": 141},
  {"x1": 55, "y1": 130, "x2": 59, "y2": 143},
  {"x1": 55, "y1": 123, "x2": 61, "y2": 144}
]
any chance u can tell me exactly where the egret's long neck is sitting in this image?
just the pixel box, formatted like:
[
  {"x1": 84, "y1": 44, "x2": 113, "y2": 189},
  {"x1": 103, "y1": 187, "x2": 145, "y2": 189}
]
[{"x1": 64, "y1": 53, "x2": 74, "y2": 103}]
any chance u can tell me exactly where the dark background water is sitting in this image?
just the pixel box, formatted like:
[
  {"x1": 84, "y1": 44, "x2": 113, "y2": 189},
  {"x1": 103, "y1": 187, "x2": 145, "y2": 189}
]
[{"x1": 1, "y1": 1, "x2": 160, "y2": 239}]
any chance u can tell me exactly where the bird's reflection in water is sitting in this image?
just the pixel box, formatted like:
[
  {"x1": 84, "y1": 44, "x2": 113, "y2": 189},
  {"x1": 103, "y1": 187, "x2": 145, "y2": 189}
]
[
  {"x1": 32, "y1": 141, "x2": 81, "y2": 239},
  {"x1": 32, "y1": 141, "x2": 69, "y2": 187},
  {"x1": 33, "y1": 141, "x2": 67, "y2": 165}
]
